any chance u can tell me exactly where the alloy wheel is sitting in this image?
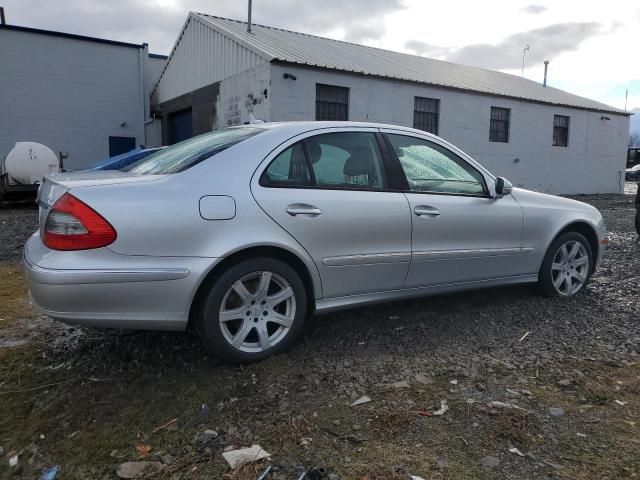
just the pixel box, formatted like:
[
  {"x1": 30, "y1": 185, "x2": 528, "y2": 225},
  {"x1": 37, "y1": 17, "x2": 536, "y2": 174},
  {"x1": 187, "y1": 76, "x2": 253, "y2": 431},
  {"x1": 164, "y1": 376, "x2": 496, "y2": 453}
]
[
  {"x1": 218, "y1": 271, "x2": 296, "y2": 353},
  {"x1": 551, "y1": 240, "x2": 589, "y2": 296}
]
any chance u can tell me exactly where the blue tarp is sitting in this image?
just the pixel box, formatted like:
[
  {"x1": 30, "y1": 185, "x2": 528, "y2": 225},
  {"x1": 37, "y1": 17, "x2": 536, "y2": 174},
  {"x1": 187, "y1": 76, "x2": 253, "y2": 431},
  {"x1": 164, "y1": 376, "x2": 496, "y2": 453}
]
[{"x1": 85, "y1": 148, "x2": 161, "y2": 171}]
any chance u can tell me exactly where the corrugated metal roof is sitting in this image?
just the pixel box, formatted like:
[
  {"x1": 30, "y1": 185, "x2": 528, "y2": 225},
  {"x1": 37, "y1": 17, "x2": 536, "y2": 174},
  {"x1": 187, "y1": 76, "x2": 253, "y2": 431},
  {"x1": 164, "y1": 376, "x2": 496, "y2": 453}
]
[{"x1": 194, "y1": 13, "x2": 627, "y2": 115}]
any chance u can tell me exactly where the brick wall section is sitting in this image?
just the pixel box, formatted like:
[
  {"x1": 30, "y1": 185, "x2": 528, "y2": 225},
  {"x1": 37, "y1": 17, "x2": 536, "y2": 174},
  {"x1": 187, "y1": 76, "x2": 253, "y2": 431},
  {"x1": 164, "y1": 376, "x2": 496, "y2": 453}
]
[{"x1": 156, "y1": 82, "x2": 220, "y2": 144}]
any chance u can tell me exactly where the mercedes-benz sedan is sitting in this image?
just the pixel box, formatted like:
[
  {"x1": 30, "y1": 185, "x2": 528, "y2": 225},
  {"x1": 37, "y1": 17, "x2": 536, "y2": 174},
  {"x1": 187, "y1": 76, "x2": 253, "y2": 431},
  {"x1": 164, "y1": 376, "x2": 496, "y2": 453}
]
[{"x1": 24, "y1": 122, "x2": 608, "y2": 361}]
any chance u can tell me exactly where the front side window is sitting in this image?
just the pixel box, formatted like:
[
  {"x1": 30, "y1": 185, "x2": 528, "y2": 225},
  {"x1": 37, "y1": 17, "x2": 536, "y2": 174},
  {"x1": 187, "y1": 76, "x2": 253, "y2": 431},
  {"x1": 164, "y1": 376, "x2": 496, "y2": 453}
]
[
  {"x1": 553, "y1": 115, "x2": 570, "y2": 147},
  {"x1": 489, "y1": 107, "x2": 510, "y2": 143},
  {"x1": 316, "y1": 84, "x2": 349, "y2": 121},
  {"x1": 413, "y1": 97, "x2": 439, "y2": 134},
  {"x1": 127, "y1": 127, "x2": 263, "y2": 175},
  {"x1": 387, "y1": 134, "x2": 486, "y2": 196}
]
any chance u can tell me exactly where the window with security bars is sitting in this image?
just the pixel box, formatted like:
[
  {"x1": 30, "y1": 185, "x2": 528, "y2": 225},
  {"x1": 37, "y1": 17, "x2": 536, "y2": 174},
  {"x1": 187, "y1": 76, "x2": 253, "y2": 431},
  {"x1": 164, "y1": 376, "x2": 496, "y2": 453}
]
[
  {"x1": 316, "y1": 84, "x2": 349, "y2": 121},
  {"x1": 413, "y1": 97, "x2": 439, "y2": 134},
  {"x1": 489, "y1": 107, "x2": 510, "y2": 143},
  {"x1": 553, "y1": 115, "x2": 570, "y2": 147}
]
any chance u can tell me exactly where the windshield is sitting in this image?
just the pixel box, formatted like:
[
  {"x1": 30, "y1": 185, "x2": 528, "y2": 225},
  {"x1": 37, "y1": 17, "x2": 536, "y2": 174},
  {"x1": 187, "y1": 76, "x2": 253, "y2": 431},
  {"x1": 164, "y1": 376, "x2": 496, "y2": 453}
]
[{"x1": 126, "y1": 127, "x2": 263, "y2": 175}]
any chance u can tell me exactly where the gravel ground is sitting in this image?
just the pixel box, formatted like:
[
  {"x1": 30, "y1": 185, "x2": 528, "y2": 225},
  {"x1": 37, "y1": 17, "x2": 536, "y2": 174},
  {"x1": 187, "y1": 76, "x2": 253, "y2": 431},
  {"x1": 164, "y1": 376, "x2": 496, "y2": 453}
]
[
  {"x1": 0, "y1": 202, "x2": 38, "y2": 262},
  {"x1": 0, "y1": 186, "x2": 639, "y2": 480}
]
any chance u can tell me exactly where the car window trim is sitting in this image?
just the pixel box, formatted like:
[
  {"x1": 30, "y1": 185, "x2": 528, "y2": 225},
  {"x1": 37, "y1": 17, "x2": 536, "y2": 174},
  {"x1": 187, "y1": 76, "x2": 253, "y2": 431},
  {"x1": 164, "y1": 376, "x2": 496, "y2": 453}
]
[{"x1": 380, "y1": 132, "x2": 491, "y2": 198}]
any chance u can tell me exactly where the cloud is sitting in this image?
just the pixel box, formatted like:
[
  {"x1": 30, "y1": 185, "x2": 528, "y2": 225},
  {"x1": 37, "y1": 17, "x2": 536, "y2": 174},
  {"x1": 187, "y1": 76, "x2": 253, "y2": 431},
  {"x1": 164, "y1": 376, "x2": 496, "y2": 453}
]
[
  {"x1": 406, "y1": 22, "x2": 605, "y2": 70},
  {"x1": 521, "y1": 4, "x2": 547, "y2": 14},
  {"x1": 403, "y1": 40, "x2": 453, "y2": 57},
  {"x1": 0, "y1": 0, "x2": 405, "y2": 53}
]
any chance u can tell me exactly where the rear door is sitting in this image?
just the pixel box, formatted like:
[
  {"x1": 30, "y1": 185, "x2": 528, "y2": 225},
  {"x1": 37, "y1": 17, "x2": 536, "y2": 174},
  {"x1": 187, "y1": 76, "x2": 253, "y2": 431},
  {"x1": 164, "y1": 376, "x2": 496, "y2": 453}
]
[
  {"x1": 381, "y1": 130, "x2": 524, "y2": 287},
  {"x1": 251, "y1": 128, "x2": 411, "y2": 298}
]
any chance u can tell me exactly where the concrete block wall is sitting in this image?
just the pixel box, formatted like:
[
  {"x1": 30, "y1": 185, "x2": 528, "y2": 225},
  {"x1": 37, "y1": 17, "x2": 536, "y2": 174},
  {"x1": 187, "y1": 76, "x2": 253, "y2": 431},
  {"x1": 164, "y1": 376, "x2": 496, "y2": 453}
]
[
  {"x1": 0, "y1": 28, "x2": 146, "y2": 170},
  {"x1": 215, "y1": 63, "x2": 271, "y2": 128},
  {"x1": 156, "y1": 82, "x2": 220, "y2": 144},
  {"x1": 270, "y1": 63, "x2": 629, "y2": 194}
]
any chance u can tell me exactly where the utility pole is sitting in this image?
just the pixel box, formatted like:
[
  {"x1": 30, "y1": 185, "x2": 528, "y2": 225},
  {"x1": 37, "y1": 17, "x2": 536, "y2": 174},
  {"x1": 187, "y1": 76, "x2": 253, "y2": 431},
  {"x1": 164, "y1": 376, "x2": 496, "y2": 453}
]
[
  {"x1": 625, "y1": 89, "x2": 628, "y2": 111},
  {"x1": 521, "y1": 44, "x2": 530, "y2": 77}
]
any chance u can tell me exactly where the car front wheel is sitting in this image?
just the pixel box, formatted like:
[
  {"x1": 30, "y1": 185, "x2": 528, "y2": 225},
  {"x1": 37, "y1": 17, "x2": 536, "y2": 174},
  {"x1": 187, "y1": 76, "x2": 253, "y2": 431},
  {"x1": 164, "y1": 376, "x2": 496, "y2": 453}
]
[
  {"x1": 539, "y1": 232, "x2": 593, "y2": 297},
  {"x1": 196, "y1": 257, "x2": 307, "y2": 362}
]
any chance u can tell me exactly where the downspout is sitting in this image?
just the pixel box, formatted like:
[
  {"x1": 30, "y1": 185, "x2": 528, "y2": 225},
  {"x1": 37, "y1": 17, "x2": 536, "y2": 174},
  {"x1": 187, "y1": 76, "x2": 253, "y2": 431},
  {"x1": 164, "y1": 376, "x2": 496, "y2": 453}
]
[{"x1": 138, "y1": 44, "x2": 148, "y2": 146}]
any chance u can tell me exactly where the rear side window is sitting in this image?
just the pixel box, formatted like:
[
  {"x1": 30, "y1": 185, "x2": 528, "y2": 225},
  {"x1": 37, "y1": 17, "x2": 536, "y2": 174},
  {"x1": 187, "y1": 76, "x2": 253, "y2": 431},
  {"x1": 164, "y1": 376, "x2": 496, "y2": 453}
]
[
  {"x1": 261, "y1": 132, "x2": 387, "y2": 190},
  {"x1": 261, "y1": 143, "x2": 311, "y2": 186},
  {"x1": 128, "y1": 127, "x2": 263, "y2": 175}
]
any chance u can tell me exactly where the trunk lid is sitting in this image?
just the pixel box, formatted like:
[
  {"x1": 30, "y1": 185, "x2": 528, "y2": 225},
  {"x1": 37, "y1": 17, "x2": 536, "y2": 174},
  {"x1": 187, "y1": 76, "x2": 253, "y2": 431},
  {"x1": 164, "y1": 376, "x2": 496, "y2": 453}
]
[{"x1": 36, "y1": 171, "x2": 166, "y2": 235}]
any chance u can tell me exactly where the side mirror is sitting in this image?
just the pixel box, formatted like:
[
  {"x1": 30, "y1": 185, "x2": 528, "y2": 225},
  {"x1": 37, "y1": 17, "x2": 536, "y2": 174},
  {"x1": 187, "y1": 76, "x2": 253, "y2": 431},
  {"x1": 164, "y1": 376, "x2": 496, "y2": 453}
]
[{"x1": 494, "y1": 177, "x2": 513, "y2": 197}]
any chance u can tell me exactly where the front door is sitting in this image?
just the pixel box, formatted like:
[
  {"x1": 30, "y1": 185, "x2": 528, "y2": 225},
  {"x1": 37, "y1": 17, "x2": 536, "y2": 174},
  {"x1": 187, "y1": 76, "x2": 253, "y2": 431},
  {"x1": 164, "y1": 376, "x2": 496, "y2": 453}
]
[
  {"x1": 382, "y1": 131, "x2": 524, "y2": 287},
  {"x1": 252, "y1": 128, "x2": 412, "y2": 298},
  {"x1": 168, "y1": 109, "x2": 193, "y2": 144}
]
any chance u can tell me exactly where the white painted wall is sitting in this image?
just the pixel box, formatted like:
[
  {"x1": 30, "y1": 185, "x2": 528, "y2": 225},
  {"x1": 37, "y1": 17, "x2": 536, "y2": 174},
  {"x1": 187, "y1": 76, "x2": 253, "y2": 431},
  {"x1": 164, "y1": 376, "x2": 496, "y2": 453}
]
[
  {"x1": 0, "y1": 28, "x2": 146, "y2": 171},
  {"x1": 215, "y1": 63, "x2": 271, "y2": 129},
  {"x1": 270, "y1": 64, "x2": 629, "y2": 194},
  {"x1": 155, "y1": 14, "x2": 267, "y2": 104}
]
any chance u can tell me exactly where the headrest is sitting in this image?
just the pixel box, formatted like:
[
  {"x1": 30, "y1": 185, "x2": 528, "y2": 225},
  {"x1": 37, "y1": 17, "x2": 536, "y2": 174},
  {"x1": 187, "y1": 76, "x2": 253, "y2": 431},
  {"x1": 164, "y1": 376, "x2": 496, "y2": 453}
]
[
  {"x1": 343, "y1": 146, "x2": 375, "y2": 176},
  {"x1": 307, "y1": 142, "x2": 322, "y2": 163}
]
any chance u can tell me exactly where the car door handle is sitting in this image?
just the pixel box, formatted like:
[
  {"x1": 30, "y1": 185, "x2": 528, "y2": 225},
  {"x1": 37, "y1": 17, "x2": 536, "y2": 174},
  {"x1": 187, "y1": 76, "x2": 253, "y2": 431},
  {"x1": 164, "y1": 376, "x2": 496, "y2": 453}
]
[
  {"x1": 414, "y1": 205, "x2": 441, "y2": 217},
  {"x1": 286, "y1": 204, "x2": 322, "y2": 217}
]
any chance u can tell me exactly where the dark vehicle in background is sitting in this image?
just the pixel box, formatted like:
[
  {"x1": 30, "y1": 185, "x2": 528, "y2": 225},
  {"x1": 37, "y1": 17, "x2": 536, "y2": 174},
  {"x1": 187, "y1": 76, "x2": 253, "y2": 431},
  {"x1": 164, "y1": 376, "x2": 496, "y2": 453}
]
[
  {"x1": 636, "y1": 185, "x2": 640, "y2": 235},
  {"x1": 628, "y1": 147, "x2": 640, "y2": 168},
  {"x1": 626, "y1": 164, "x2": 640, "y2": 182},
  {"x1": 85, "y1": 147, "x2": 164, "y2": 171}
]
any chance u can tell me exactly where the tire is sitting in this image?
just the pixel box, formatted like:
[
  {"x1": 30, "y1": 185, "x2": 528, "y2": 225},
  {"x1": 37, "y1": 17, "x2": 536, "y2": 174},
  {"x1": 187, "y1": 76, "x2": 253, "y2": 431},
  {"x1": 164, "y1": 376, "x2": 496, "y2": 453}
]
[
  {"x1": 539, "y1": 232, "x2": 593, "y2": 297},
  {"x1": 195, "y1": 257, "x2": 307, "y2": 362},
  {"x1": 635, "y1": 209, "x2": 640, "y2": 236}
]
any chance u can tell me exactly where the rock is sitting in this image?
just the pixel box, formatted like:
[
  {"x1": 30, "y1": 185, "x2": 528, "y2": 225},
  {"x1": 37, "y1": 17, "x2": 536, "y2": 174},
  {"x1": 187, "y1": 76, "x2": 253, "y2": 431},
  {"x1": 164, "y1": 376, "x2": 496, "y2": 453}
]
[
  {"x1": 222, "y1": 445, "x2": 271, "y2": 468},
  {"x1": 351, "y1": 396, "x2": 371, "y2": 406},
  {"x1": 415, "y1": 374, "x2": 433, "y2": 385},
  {"x1": 116, "y1": 461, "x2": 165, "y2": 479},
  {"x1": 479, "y1": 456, "x2": 500, "y2": 468},
  {"x1": 558, "y1": 379, "x2": 572, "y2": 387},
  {"x1": 450, "y1": 379, "x2": 458, "y2": 385},
  {"x1": 549, "y1": 407, "x2": 565, "y2": 417},
  {"x1": 328, "y1": 474, "x2": 340, "y2": 480},
  {"x1": 392, "y1": 380, "x2": 409, "y2": 389},
  {"x1": 475, "y1": 383, "x2": 487, "y2": 391}
]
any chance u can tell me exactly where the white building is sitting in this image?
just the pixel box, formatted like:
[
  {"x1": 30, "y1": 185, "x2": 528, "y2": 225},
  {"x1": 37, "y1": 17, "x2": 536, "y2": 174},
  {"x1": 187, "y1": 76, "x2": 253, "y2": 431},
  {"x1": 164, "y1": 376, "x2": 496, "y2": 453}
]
[
  {"x1": 0, "y1": 24, "x2": 166, "y2": 171},
  {"x1": 153, "y1": 13, "x2": 630, "y2": 194}
]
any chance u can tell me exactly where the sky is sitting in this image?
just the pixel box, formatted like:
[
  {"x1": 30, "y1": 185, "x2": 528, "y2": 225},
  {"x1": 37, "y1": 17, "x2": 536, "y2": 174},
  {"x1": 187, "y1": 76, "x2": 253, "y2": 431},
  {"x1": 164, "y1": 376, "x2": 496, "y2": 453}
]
[{"x1": 2, "y1": 0, "x2": 639, "y2": 127}]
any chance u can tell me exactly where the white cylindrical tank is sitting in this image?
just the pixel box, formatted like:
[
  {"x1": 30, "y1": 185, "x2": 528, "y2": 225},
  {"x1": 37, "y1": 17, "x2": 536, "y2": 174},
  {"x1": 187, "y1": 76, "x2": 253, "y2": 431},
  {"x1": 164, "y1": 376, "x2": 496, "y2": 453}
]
[{"x1": 2, "y1": 142, "x2": 60, "y2": 185}]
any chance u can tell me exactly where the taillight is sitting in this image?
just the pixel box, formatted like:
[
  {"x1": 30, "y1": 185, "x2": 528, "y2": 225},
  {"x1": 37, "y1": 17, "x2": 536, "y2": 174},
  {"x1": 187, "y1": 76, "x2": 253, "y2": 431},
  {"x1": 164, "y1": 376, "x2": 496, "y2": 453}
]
[{"x1": 43, "y1": 193, "x2": 116, "y2": 251}]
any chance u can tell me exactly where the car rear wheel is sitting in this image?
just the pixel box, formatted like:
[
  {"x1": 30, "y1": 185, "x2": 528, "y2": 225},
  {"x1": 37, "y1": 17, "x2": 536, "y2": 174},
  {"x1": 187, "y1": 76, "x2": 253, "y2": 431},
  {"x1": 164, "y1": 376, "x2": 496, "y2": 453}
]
[
  {"x1": 635, "y1": 209, "x2": 640, "y2": 236},
  {"x1": 196, "y1": 257, "x2": 307, "y2": 362},
  {"x1": 539, "y1": 232, "x2": 593, "y2": 297}
]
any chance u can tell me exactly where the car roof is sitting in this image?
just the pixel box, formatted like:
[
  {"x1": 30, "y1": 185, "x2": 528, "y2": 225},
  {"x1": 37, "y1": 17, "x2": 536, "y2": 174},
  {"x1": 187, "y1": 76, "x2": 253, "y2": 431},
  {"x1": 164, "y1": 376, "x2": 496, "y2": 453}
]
[{"x1": 249, "y1": 120, "x2": 434, "y2": 139}]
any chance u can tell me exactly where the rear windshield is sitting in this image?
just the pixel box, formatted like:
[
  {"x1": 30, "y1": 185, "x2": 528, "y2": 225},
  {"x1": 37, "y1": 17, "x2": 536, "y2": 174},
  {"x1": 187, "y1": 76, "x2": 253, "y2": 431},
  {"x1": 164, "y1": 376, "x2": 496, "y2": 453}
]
[{"x1": 126, "y1": 127, "x2": 263, "y2": 175}]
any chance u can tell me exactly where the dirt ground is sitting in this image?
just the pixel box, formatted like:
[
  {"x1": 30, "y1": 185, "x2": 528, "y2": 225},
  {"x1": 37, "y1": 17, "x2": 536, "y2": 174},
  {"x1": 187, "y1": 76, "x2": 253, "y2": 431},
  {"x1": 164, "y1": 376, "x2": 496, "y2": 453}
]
[{"x1": 1, "y1": 187, "x2": 639, "y2": 480}]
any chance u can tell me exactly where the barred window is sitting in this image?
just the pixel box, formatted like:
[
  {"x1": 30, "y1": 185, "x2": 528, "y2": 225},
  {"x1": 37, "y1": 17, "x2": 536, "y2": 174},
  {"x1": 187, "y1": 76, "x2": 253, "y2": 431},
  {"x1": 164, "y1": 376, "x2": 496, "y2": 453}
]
[
  {"x1": 413, "y1": 97, "x2": 440, "y2": 134},
  {"x1": 316, "y1": 84, "x2": 349, "y2": 121},
  {"x1": 489, "y1": 107, "x2": 510, "y2": 143},
  {"x1": 553, "y1": 115, "x2": 570, "y2": 147}
]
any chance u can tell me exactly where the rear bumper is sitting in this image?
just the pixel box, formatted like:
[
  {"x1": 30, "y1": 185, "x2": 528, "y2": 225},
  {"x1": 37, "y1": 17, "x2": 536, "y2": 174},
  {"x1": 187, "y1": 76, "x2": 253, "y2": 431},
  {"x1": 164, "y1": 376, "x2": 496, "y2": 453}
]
[{"x1": 23, "y1": 234, "x2": 218, "y2": 330}]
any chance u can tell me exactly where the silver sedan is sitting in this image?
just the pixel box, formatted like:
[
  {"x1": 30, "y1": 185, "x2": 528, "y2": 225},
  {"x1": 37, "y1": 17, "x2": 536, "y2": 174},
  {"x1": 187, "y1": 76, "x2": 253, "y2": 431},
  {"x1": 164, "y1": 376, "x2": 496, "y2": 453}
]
[{"x1": 24, "y1": 122, "x2": 608, "y2": 361}]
